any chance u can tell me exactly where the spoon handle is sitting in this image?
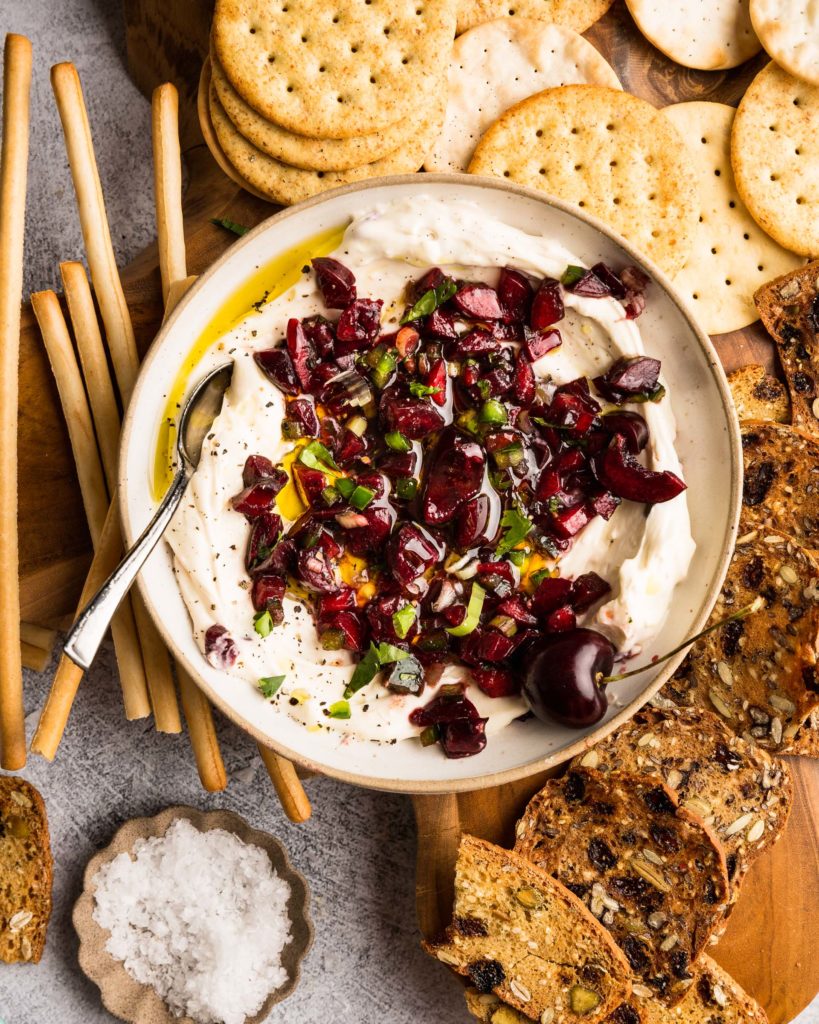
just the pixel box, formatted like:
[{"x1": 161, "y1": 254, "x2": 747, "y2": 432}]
[{"x1": 63, "y1": 469, "x2": 189, "y2": 670}]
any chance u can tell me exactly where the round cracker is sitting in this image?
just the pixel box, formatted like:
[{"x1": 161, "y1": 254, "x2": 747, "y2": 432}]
[
  {"x1": 468, "y1": 85, "x2": 699, "y2": 276},
  {"x1": 211, "y1": 53, "x2": 424, "y2": 170},
  {"x1": 456, "y1": 0, "x2": 613, "y2": 36},
  {"x1": 751, "y1": 0, "x2": 819, "y2": 86},
  {"x1": 425, "y1": 19, "x2": 621, "y2": 174},
  {"x1": 625, "y1": 0, "x2": 761, "y2": 71},
  {"x1": 209, "y1": 86, "x2": 444, "y2": 206},
  {"x1": 212, "y1": 0, "x2": 455, "y2": 140},
  {"x1": 732, "y1": 62, "x2": 819, "y2": 257},
  {"x1": 664, "y1": 102, "x2": 802, "y2": 335}
]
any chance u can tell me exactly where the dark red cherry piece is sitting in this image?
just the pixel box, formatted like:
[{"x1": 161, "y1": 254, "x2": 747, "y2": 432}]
[
  {"x1": 603, "y1": 410, "x2": 649, "y2": 453},
  {"x1": 422, "y1": 429, "x2": 485, "y2": 525},
  {"x1": 452, "y1": 283, "x2": 504, "y2": 320},
  {"x1": 594, "y1": 356, "x2": 662, "y2": 404},
  {"x1": 311, "y1": 256, "x2": 357, "y2": 309},
  {"x1": 498, "y1": 267, "x2": 533, "y2": 322},
  {"x1": 521, "y1": 627, "x2": 615, "y2": 727},
  {"x1": 204, "y1": 625, "x2": 238, "y2": 669},
  {"x1": 254, "y1": 348, "x2": 300, "y2": 395},
  {"x1": 596, "y1": 435, "x2": 686, "y2": 504},
  {"x1": 530, "y1": 277, "x2": 564, "y2": 329}
]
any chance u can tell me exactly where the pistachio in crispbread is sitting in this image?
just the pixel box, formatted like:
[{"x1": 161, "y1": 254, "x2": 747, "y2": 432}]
[
  {"x1": 425, "y1": 834, "x2": 631, "y2": 1024},
  {"x1": 739, "y1": 422, "x2": 819, "y2": 549},
  {"x1": 754, "y1": 261, "x2": 819, "y2": 440},
  {"x1": 0, "y1": 777, "x2": 53, "y2": 964},
  {"x1": 665, "y1": 527, "x2": 819, "y2": 752},
  {"x1": 573, "y1": 706, "x2": 793, "y2": 897},
  {"x1": 727, "y1": 365, "x2": 790, "y2": 423},
  {"x1": 514, "y1": 769, "x2": 730, "y2": 1006}
]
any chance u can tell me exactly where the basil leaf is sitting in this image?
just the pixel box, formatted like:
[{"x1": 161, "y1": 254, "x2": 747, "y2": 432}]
[
  {"x1": 409, "y1": 381, "x2": 442, "y2": 398},
  {"x1": 328, "y1": 699, "x2": 351, "y2": 719},
  {"x1": 254, "y1": 610, "x2": 274, "y2": 638},
  {"x1": 495, "y1": 507, "x2": 534, "y2": 558},
  {"x1": 375, "y1": 642, "x2": 409, "y2": 664},
  {"x1": 561, "y1": 265, "x2": 586, "y2": 287},
  {"x1": 210, "y1": 217, "x2": 250, "y2": 237},
  {"x1": 392, "y1": 604, "x2": 416, "y2": 640},
  {"x1": 344, "y1": 644, "x2": 381, "y2": 698},
  {"x1": 258, "y1": 675, "x2": 285, "y2": 698},
  {"x1": 400, "y1": 278, "x2": 457, "y2": 325},
  {"x1": 299, "y1": 439, "x2": 339, "y2": 472}
]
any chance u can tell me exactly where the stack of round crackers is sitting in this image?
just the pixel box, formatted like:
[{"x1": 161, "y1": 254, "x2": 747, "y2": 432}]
[{"x1": 203, "y1": 0, "x2": 456, "y2": 205}]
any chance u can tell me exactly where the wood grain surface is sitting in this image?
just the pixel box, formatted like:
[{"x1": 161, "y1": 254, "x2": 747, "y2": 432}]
[{"x1": 17, "y1": 2, "x2": 819, "y2": 1021}]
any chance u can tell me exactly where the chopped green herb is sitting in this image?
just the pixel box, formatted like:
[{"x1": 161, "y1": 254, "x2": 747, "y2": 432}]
[
  {"x1": 350, "y1": 485, "x2": 375, "y2": 510},
  {"x1": 530, "y1": 568, "x2": 551, "y2": 587},
  {"x1": 561, "y1": 265, "x2": 586, "y2": 287},
  {"x1": 395, "y1": 477, "x2": 418, "y2": 501},
  {"x1": 258, "y1": 675, "x2": 285, "y2": 698},
  {"x1": 496, "y1": 507, "x2": 534, "y2": 558},
  {"x1": 508, "y1": 549, "x2": 526, "y2": 568},
  {"x1": 392, "y1": 603, "x2": 416, "y2": 639},
  {"x1": 456, "y1": 409, "x2": 480, "y2": 435},
  {"x1": 335, "y1": 476, "x2": 356, "y2": 499},
  {"x1": 399, "y1": 278, "x2": 457, "y2": 325},
  {"x1": 210, "y1": 216, "x2": 250, "y2": 236},
  {"x1": 375, "y1": 642, "x2": 409, "y2": 664},
  {"x1": 371, "y1": 348, "x2": 398, "y2": 389},
  {"x1": 328, "y1": 699, "x2": 351, "y2": 720},
  {"x1": 254, "y1": 609, "x2": 275, "y2": 638},
  {"x1": 343, "y1": 641, "x2": 409, "y2": 698},
  {"x1": 446, "y1": 583, "x2": 486, "y2": 637},
  {"x1": 385, "y1": 430, "x2": 411, "y2": 452},
  {"x1": 420, "y1": 724, "x2": 440, "y2": 747},
  {"x1": 477, "y1": 379, "x2": 491, "y2": 400},
  {"x1": 492, "y1": 443, "x2": 524, "y2": 470},
  {"x1": 479, "y1": 398, "x2": 507, "y2": 424},
  {"x1": 298, "y1": 439, "x2": 339, "y2": 472},
  {"x1": 408, "y1": 381, "x2": 442, "y2": 399},
  {"x1": 322, "y1": 486, "x2": 340, "y2": 505}
]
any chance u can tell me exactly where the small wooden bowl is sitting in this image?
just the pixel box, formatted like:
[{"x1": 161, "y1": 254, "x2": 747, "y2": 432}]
[{"x1": 73, "y1": 805, "x2": 313, "y2": 1024}]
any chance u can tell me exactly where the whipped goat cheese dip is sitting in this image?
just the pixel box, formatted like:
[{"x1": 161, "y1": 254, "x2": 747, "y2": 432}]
[{"x1": 165, "y1": 196, "x2": 696, "y2": 746}]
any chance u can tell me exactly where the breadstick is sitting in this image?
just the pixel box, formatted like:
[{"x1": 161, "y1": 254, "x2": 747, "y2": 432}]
[
  {"x1": 30, "y1": 291, "x2": 150, "y2": 728},
  {"x1": 50, "y1": 62, "x2": 139, "y2": 405},
  {"x1": 31, "y1": 493, "x2": 150, "y2": 759},
  {"x1": 152, "y1": 84, "x2": 186, "y2": 305},
  {"x1": 257, "y1": 744, "x2": 312, "y2": 823},
  {"x1": 177, "y1": 665, "x2": 227, "y2": 792},
  {"x1": 0, "y1": 34, "x2": 32, "y2": 771},
  {"x1": 59, "y1": 263, "x2": 181, "y2": 733}
]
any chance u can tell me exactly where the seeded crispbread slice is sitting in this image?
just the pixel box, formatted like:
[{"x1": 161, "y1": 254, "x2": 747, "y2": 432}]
[
  {"x1": 665, "y1": 526, "x2": 819, "y2": 752},
  {"x1": 425, "y1": 834, "x2": 631, "y2": 1023},
  {"x1": 789, "y1": 708, "x2": 819, "y2": 757},
  {"x1": 210, "y1": 52, "x2": 419, "y2": 171},
  {"x1": 739, "y1": 421, "x2": 819, "y2": 549},
  {"x1": 0, "y1": 777, "x2": 53, "y2": 964},
  {"x1": 731, "y1": 63, "x2": 819, "y2": 258},
  {"x1": 514, "y1": 769, "x2": 729, "y2": 1006},
  {"x1": 465, "y1": 956, "x2": 768, "y2": 1024},
  {"x1": 572, "y1": 706, "x2": 793, "y2": 897},
  {"x1": 727, "y1": 365, "x2": 790, "y2": 423},
  {"x1": 624, "y1": 0, "x2": 761, "y2": 71},
  {"x1": 455, "y1": 0, "x2": 614, "y2": 37},
  {"x1": 467, "y1": 86, "x2": 699, "y2": 277},
  {"x1": 750, "y1": 0, "x2": 819, "y2": 87},
  {"x1": 212, "y1": 0, "x2": 455, "y2": 140},
  {"x1": 209, "y1": 86, "x2": 444, "y2": 206},
  {"x1": 425, "y1": 20, "x2": 621, "y2": 174},
  {"x1": 754, "y1": 261, "x2": 819, "y2": 439},
  {"x1": 663, "y1": 102, "x2": 803, "y2": 335}
]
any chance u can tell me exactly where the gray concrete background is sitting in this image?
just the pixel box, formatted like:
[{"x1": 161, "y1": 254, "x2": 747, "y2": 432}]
[{"x1": 0, "y1": 3, "x2": 817, "y2": 1024}]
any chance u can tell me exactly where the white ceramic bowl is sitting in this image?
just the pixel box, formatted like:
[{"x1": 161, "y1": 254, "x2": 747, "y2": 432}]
[{"x1": 120, "y1": 175, "x2": 741, "y2": 793}]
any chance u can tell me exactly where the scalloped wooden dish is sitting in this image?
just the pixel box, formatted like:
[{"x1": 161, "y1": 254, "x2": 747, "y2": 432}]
[{"x1": 73, "y1": 805, "x2": 313, "y2": 1024}]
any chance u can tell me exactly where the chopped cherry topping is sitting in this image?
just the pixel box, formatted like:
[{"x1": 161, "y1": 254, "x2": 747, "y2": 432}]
[
  {"x1": 452, "y1": 283, "x2": 504, "y2": 320},
  {"x1": 381, "y1": 389, "x2": 446, "y2": 438},
  {"x1": 254, "y1": 348, "x2": 300, "y2": 395},
  {"x1": 246, "y1": 512, "x2": 283, "y2": 575},
  {"x1": 571, "y1": 572, "x2": 611, "y2": 613},
  {"x1": 524, "y1": 327, "x2": 562, "y2": 362},
  {"x1": 530, "y1": 278, "x2": 564, "y2": 329},
  {"x1": 471, "y1": 665, "x2": 520, "y2": 698},
  {"x1": 594, "y1": 356, "x2": 662, "y2": 404},
  {"x1": 422, "y1": 429, "x2": 485, "y2": 525},
  {"x1": 311, "y1": 256, "x2": 357, "y2": 308},
  {"x1": 498, "y1": 267, "x2": 533, "y2": 323},
  {"x1": 204, "y1": 625, "x2": 238, "y2": 669},
  {"x1": 596, "y1": 435, "x2": 686, "y2": 504},
  {"x1": 335, "y1": 298, "x2": 383, "y2": 354},
  {"x1": 603, "y1": 410, "x2": 649, "y2": 453},
  {"x1": 296, "y1": 544, "x2": 340, "y2": 593},
  {"x1": 286, "y1": 317, "x2": 316, "y2": 389}
]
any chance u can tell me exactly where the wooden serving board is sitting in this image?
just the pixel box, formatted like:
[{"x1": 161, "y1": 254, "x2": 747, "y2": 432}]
[{"x1": 15, "y1": 1, "x2": 819, "y2": 1021}]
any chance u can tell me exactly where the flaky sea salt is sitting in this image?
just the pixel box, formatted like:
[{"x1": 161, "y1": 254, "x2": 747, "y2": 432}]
[{"x1": 92, "y1": 819, "x2": 292, "y2": 1024}]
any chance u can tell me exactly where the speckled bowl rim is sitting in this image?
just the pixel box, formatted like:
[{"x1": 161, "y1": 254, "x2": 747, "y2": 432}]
[
  {"x1": 119, "y1": 173, "x2": 742, "y2": 794},
  {"x1": 73, "y1": 806, "x2": 313, "y2": 1024}
]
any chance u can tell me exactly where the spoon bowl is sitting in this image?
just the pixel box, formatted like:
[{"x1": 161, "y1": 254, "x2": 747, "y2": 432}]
[{"x1": 63, "y1": 363, "x2": 233, "y2": 671}]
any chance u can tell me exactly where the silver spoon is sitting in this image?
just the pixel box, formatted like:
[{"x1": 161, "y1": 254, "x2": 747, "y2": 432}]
[{"x1": 63, "y1": 362, "x2": 234, "y2": 670}]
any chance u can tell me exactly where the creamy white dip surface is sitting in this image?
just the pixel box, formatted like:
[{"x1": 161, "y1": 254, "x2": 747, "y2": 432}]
[{"x1": 166, "y1": 196, "x2": 696, "y2": 745}]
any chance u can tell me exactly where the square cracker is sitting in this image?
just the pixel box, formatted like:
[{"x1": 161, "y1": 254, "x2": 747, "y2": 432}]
[{"x1": 213, "y1": 0, "x2": 455, "y2": 139}]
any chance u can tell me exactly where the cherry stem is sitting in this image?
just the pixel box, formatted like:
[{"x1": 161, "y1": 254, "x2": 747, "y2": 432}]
[{"x1": 600, "y1": 596, "x2": 765, "y2": 685}]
